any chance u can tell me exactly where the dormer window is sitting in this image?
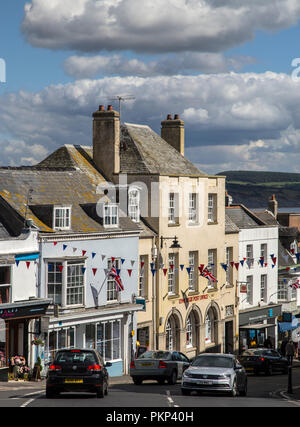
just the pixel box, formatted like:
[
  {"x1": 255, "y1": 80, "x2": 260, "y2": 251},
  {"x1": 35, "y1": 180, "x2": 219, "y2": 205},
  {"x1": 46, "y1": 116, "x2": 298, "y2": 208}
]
[
  {"x1": 54, "y1": 206, "x2": 71, "y2": 230},
  {"x1": 104, "y1": 204, "x2": 119, "y2": 228}
]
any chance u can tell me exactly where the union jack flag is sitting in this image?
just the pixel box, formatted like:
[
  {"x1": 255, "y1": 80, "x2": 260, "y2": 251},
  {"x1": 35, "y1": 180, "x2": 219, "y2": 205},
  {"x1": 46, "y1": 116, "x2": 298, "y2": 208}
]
[
  {"x1": 201, "y1": 268, "x2": 217, "y2": 282},
  {"x1": 290, "y1": 280, "x2": 300, "y2": 289},
  {"x1": 109, "y1": 266, "x2": 124, "y2": 292}
]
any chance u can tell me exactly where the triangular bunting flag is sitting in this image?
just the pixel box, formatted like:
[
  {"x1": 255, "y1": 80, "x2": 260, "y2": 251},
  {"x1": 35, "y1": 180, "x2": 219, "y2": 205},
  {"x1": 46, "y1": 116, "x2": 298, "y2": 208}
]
[
  {"x1": 127, "y1": 269, "x2": 132, "y2": 277},
  {"x1": 63, "y1": 244, "x2": 67, "y2": 251},
  {"x1": 26, "y1": 261, "x2": 31, "y2": 269},
  {"x1": 73, "y1": 247, "x2": 77, "y2": 253},
  {"x1": 180, "y1": 264, "x2": 184, "y2": 271},
  {"x1": 198, "y1": 264, "x2": 205, "y2": 274},
  {"x1": 163, "y1": 268, "x2": 168, "y2": 276},
  {"x1": 92, "y1": 268, "x2": 97, "y2": 276},
  {"x1": 58, "y1": 265, "x2": 63, "y2": 273},
  {"x1": 117, "y1": 269, "x2": 121, "y2": 276},
  {"x1": 92, "y1": 253, "x2": 96, "y2": 259},
  {"x1": 140, "y1": 261, "x2": 145, "y2": 269},
  {"x1": 53, "y1": 242, "x2": 58, "y2": 246},
  {"x1": 150, "y1": 262, "x2": 155, "y2": 270},
  {"x1": 81, "y1": 267, "x2": 86, "y2": 275},
  {"x1": 230, "y1": 261, "x2": 234, "y2": 268},
  {"x1": 111, "y1": 257, "x2": 115, "y2": 263},
  {"x1": 82, "y1": 250, "x2": 87, "y2": 257},
  {"x1": 121, "y1": 258, "x2": 125, "y2": 264},
  {"x1": 170, "y1": 264, "x2": 174, "y2": 271},
  {"x1": 272, "y1": 256, "x2": 277, "y2": 266},
  {"x1": 16, "y1": 260, "x2": 20, "y2": 267},
  {"x1": 240, "y1": 260, "x2": 245, "y2": 267},
  {"x1": 186, "y1": 267, "x2": 191, "y2": 275},
  {"x1": 221, "y1": 263, "x2": 228, "y2": 272},
  {"x1": 101, "y1": 255, "x2": 106, "y2": 261},
  {"x1": 151, "y1": 269, "x2": 156, "y2": 276},
  {"x1": 234, "y1": 262, "x2": 239, "y2": 271},
  {"x1": 131, "y1": 260, "x2": 135, "y2": 267}
]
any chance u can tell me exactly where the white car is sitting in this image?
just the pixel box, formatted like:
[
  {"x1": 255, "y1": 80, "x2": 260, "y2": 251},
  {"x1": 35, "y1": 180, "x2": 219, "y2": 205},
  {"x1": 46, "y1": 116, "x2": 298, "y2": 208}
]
[{"x1": 181, "y1": 353, "x2": 247, "y2": 397}]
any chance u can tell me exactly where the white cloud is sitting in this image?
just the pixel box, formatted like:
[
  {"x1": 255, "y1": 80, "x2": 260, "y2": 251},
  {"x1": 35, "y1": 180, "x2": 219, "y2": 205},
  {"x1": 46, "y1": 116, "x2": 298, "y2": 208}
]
[
  {"x1": 1, "y1": 71, "x2": 300, "y2": 173},
  {"x1": 63, "y1": 53, "x2": 256, "y2": 78},
  {"x1": 22, "y1": 0, "x2": 300, "y2": 53}
]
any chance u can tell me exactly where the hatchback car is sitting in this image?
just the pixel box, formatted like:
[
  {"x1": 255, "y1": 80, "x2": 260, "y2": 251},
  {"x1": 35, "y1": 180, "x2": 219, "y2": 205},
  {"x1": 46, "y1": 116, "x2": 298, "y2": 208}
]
[
  {"x1": 239, "y1": 348, "x2": 288, "y2": 376},
  {"x1": 130, "y1": 350, "x2": 190, "y2": 385},
  {"x1": 46, "y1": 348, "x2": 111, "y2": 398},
  {"x1": 181, "y1": 353, "x2": 247, "y2": 397}
]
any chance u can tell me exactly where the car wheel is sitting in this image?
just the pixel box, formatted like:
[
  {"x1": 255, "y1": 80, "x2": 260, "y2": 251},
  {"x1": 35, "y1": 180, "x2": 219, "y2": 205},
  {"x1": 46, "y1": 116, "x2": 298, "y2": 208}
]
[
  {"x1": 96, "y1": 384, "x2": 105, "y2": 398},
  {"x1": 168, "y1": 370, "x2": 177, "y2": 385},
  {"x1": 239, "y1": 380, "x2": 247, "y2": 397},
  {"x1": 132, "y1": 377, "x2": 143, "y2": 385},
  {"x1": 181, "y1": 389, "x2": 191, "y2": 396},
  {"x1": 265, "y1": 363, "x2": 273, "y2": 376},
  {"x1": 231, "y1": 379, "x2": 238, "y2": 397},
  {"x1": 46, "y1": 388, "x2": 58, "y2": 399}
]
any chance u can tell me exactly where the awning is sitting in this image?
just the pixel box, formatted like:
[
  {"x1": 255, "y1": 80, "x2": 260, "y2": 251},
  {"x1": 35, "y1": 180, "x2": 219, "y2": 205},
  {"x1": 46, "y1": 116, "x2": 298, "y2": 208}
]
[
  {"x1": 278, "y1": 316, "x2": 299, "y2": 332},
  {"x1": 240, "y1": 324, "x2": 275, "y2": 330},
  {"x1": 0, "y1": 298, "x2": 52, "y2": 320}
]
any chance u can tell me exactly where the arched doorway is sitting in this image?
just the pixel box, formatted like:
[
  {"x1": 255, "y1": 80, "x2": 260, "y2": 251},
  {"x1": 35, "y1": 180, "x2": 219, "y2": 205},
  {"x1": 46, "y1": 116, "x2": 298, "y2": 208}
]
[
  {"x1": 204, "y1": 305, "x2": 220, "y2": 352},
  {"x1": 165, "y1": 313, "x2": 181, "y2": 351},
  {"x1": 186, "y1": 308, "x2": 201, "y2": 352}
]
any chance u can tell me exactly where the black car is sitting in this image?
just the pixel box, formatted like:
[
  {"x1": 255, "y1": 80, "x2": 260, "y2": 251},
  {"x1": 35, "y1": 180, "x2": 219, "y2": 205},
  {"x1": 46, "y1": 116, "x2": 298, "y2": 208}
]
[
  {"x1": 239, "y1": 348, "x2": 288, "y2": 376},
  {"x1": 46, "y1": 348, "x2": 111, "y2": 398}
]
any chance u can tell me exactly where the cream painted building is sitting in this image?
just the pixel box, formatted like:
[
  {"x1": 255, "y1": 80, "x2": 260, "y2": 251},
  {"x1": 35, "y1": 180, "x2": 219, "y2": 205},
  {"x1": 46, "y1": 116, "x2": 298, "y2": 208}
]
[{"x1": 90, "y1": 105, "x2": 239, "y2": 358}]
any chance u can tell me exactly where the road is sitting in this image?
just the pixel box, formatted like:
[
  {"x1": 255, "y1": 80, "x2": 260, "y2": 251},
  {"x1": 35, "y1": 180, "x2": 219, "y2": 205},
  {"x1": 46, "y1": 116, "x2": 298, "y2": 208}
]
[{"x1": 1, "y1": 369, "x2": 300, "y2": 409}]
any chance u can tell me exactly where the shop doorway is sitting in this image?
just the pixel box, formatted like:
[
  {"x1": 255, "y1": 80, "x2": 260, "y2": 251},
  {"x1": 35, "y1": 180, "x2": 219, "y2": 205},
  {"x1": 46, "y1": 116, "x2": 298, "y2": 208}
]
[{"x1": 225, "y1": 321, "x2": 234, "y2": 354}]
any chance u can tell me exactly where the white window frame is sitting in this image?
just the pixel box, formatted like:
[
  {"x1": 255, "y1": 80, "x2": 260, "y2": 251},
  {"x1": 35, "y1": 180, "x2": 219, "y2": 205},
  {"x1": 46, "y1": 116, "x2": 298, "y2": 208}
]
[
  {"x1": 104, "y1": 204, "x2": 119, "y2": 228},
  {"x1": 107, "y1": 258, "x2": 121, "y2": 302},
  {"x1": 0, "y1": 266, "x2": 11, "y2": 305},
  {"x1": 260, "y1": 243, "x2": 267, "y2": 261},
  {"x1": 128, "y1": 188, "x2": 140, "y2": 223},
  {"x1": 53, "y1": 206, "x2": 71, "y2": 230},
  {"x1": 168, "y1": 193, "x2": 176, "y2": 224},
  {"x1": 188, "y1": 251, "x2": 197, "y2": 292},
  {"x1": 208, "y1": 194, "x2": 217, "y2": 223},
  {"x1": 278, "y1": 279, "x2": 288, "y2": 301},
  {"x1": 138, "y1": 255, "x2": 148, "y2": 298},
  {"x1": 260, "y1": 274, "x2": 267, "y2": 302},
  {"x1": 246, "y1": 244, "x2": 254, "y2": 269},
  {"x1": 207, "y1": 249, "x2": 217, "y2": 288},
  {"x1": 186, "y1": 316, "x2": 193, "y2": 348},
  {"x1": 246, "y1": 275, "x2": 253, "y2": 305},
  {"x1": 168, "y1": 253, "x2": 177, "y2": 295},
  {"x1": 188, "y1": 193, "x2": 197, "y2": 223},
  {"x1": 47, "y1": 259, "x2": 85, "y2": 308}
]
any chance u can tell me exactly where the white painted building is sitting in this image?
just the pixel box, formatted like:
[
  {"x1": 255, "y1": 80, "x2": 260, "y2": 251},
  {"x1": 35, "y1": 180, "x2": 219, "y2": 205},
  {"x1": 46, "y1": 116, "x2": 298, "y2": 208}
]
[{"x1": 226, "y1": 205, "x2": 280, "y2": 351}]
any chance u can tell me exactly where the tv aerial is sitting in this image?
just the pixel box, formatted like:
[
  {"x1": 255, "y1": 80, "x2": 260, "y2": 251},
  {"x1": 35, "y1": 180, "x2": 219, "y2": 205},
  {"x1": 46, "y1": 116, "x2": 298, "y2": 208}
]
[{"x1": 106, "y1": 95, "x2": 135, "y2": 123}]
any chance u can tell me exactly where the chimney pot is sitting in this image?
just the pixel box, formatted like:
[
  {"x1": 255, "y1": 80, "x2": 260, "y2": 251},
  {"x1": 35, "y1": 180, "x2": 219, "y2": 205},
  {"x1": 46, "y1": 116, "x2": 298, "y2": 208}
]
[
  {"x1": 99, "y1": 105, "x2": 105, "y2": 111},
  {"x1": 107, "y1": 105, "x2": 113, "y2": 111},
  {"x1": 167, "y1": 114, "x2": 172, "y2": 120},
  {"x1": 174, "y1": 114, "x2": 180, "y2": 120}
]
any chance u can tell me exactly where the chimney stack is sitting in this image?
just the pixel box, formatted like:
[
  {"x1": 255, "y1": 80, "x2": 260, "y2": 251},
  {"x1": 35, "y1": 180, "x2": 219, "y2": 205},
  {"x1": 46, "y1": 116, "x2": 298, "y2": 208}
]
[
  {"x1": 225, "y1": 191, "x2": 233, "y2": 207},
  {"x1": 161, "y1": 114, "x2": 185, "y2": 156},
  {"x1": 92, "y1": 105, "x2": 120, "y2": 181},
  {"x1": 268, "y1": 194, "x2": 278, "y2": 218}
]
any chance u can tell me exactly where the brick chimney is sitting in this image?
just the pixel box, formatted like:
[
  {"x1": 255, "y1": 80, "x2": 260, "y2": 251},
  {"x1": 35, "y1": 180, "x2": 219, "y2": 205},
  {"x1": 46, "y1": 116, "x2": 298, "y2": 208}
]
[
  {"x1": 268, "y1": 194, "x2": 278, "y2": 218},
  {"x1": 93, "y1": 105, "x2": 120, "y2": 181},
  {"x1": 161, "y1": 114, "x2": 185, "y2": 156}
]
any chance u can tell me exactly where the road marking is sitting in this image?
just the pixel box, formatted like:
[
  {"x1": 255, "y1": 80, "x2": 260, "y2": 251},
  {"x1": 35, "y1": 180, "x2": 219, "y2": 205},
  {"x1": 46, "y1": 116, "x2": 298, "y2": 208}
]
[
  {"x1": 19, "y1": 390, "x2": 45, "y2": 407},
  {"x1": 166, "y1": 390, "x2": 179, "y2": 407}
]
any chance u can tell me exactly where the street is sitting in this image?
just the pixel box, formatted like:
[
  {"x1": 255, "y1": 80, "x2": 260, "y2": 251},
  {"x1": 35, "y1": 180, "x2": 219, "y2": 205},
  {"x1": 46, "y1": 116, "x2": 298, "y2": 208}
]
[{"x1": 1, "y1": 368, "x2": 300, "y2": 409}]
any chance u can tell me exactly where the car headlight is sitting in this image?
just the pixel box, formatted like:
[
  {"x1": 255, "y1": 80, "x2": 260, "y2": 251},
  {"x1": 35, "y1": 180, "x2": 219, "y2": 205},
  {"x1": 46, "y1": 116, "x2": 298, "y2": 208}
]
[
  {"x1": 224, "y1": 374, "x2": 232, "y2": 379},
  {"x1": 183, "y1": 370, "x2": 192, "y2": 377}
]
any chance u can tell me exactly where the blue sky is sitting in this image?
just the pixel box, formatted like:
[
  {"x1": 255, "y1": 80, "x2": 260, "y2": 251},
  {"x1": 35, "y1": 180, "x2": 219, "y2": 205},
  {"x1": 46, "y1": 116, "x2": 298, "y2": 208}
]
[{"x1": 1, "y1": 1, "x2": 300, "y2": 173}]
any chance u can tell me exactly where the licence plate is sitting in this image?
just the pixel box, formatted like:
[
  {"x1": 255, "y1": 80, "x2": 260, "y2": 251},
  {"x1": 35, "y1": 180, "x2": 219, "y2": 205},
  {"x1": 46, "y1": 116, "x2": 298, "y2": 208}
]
[
  {"x1": 141, "y1": 363, "x2": 152, "y2": 367},
  {"x1": 65, "y1": 379, "x2": 83, "y2": 384},
  {"x1": 197, "y1": 381, "x2": 213, "y2": 385}
]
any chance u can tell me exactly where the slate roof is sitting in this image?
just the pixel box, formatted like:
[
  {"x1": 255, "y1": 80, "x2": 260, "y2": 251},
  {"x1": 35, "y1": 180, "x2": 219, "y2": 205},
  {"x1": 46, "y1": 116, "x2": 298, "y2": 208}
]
[
  {"x1": 225, "y1": 205, "x2": 265, "y2": 229},
  {"x1": 0, "y1": 147, "x2": 140, "y2": 236},
  {"x1": 119, "y1": 124, "x2": 205, "y2": 176},
  {"x1": 252, "y1": 210, "x2": 280, "y2": 226},
  {"x1": 225, "y1": 214, "x2": 240, "y2": 234}
]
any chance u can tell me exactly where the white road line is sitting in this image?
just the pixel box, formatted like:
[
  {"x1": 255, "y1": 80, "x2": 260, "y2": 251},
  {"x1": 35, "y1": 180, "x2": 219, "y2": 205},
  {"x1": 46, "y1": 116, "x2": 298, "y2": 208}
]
[
  {"x1": 19, "y1": 390, "x2": 45, "y2": 408},
  {"x1": 166, "y1": 390, "x2": 180, "y2": 407}
]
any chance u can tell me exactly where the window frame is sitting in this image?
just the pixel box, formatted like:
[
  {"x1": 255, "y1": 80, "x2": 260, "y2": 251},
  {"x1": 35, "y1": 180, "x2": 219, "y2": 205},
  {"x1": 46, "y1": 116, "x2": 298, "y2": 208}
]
[
  {"x1": 53, "y1": 206, "x2": 72, "y2": 230},
  {"x1": 104, "y1": 204, "x2": 119, "y2": 228},
  {"x1": 128, "y1": 188, "x2": 140, "y2": 223}
]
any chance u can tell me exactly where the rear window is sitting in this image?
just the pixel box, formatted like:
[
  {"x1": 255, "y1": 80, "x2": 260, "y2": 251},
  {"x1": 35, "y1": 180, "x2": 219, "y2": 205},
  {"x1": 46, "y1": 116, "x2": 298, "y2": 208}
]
[
  {"x1": 192, "y1": 356, "x2": 234, "y2": 368},
  {"x1": 55, "y1": 350, "x2": 97, "y2": 364},
  {"x1": 138, "y1": 351, "x2": 171, "y2": 360},
  {"x1": 242, "y1": 350, "x2": 264, "y2": 356}
]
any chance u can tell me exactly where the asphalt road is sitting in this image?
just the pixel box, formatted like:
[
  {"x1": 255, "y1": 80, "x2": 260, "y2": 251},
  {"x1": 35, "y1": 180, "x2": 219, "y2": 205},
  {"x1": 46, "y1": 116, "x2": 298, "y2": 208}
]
[{"x1": 1, "y1": 369, "x2": 300, "y2": 410}]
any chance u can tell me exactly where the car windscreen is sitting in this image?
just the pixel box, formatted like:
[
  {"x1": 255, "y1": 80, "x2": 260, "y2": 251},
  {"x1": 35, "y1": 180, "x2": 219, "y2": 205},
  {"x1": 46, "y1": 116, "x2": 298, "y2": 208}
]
[
  {"x1": 138, "y1": 351, "x2": 171, "y2": 360},
  {"x1": 192, "y1": 356, "x2": 234, "y2": 368},
  {"x1": 55, "y1": 350, "x2": 97, "y2": 364}
]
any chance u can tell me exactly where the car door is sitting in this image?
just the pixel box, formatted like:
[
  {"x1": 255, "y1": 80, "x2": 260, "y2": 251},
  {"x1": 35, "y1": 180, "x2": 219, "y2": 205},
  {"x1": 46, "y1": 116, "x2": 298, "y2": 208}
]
[
  {"x1": 179, "y1": 352, "x2": 190, "y2": 374},
  {"x1": 234, "y1": 358, "x2": 245, "y2": 389},
  {"x1": 172, "y1": 352, "x2": 183, "y2": 378}
]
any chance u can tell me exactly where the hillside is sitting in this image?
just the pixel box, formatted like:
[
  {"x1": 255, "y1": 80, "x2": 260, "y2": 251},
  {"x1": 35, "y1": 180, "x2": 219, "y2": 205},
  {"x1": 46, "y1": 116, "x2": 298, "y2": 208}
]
[{"x1": 218, "y1": 171, "x2": 300, "y2": 208}]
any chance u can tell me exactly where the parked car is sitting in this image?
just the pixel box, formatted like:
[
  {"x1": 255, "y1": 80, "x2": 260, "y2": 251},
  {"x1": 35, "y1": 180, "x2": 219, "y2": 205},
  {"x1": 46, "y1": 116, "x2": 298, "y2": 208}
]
[
  {"x1": 46, "y1": 348, "x2": 111, "y2": 398},
  {"x1": 181, "y1": 353, "x2": 247, "y2": 397},
  {"x1": 130, "y1": 350, "x2": 190, "y2": 385},
  {"x1": 238, "y1": 348, "x2": 288, "y2": 376}
]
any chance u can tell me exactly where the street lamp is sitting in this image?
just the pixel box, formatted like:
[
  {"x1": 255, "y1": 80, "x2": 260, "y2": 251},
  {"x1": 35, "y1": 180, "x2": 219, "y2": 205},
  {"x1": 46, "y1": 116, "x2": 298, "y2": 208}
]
[{"x1": 160, "y1": 235, "x2": 182, "y2": 250}]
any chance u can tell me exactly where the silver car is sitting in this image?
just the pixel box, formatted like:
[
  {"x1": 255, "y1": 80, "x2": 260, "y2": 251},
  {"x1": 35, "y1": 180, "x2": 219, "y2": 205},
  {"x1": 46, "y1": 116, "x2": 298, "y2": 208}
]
[
  {"x1": 130, "y1": 350, "x2": 190, "y2": 385},
  {"x1": 181, "y1": 353, "x2": 247, "y2": 397}
]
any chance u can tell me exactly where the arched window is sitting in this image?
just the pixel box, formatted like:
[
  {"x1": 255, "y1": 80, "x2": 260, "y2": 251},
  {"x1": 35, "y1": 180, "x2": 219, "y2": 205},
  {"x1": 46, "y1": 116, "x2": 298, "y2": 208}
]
[
  {"x1": 205, "y1": 307, "x2": 218, "y2": 345},
  {"x1": 166, "y1": 320, "x2": 173, "y2": 351},
  {"x1": 166, "y1": 314, "x2": 180, "y2": 351},
  {"x1": 186, "y1": 316, "x2": 193, "y2": 347},
  {"x1": 128, "y1": 188, "x2": 140, "y2": 223},
  {"x1": 205, "y1": 313, "x2": 212, "y2": 344}
]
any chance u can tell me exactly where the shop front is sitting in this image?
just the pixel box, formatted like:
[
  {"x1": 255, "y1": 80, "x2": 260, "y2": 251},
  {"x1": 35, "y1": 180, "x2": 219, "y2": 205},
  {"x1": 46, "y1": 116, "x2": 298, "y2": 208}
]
[
  {"x1": 0, "y1": 299, "x2": 51, "y2": 379},
  {"x1": 239, "y1": 304, "x2": 282, "y2": 353}
]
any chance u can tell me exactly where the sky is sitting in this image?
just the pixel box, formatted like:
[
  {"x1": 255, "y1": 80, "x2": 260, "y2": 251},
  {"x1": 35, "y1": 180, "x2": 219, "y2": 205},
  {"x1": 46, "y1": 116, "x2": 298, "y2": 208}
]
[{"x1": 1, "y1": 0, "x2": 300, "y2": 174}]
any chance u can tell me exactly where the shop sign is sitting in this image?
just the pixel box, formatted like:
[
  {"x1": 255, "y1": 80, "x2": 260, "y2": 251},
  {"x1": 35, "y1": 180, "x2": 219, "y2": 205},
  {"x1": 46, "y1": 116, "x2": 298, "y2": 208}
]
[
  {"x1": 179, "y1": 294, "x2": 208, "y2": 305},
  {"x1": 0, "y1": 304, "x2": 48, "y2": 320}
]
